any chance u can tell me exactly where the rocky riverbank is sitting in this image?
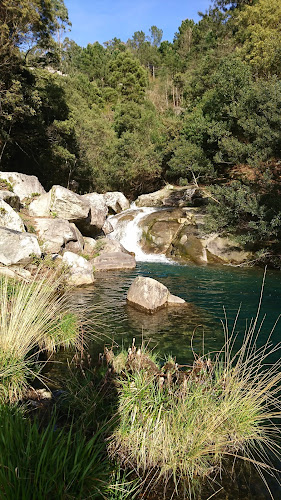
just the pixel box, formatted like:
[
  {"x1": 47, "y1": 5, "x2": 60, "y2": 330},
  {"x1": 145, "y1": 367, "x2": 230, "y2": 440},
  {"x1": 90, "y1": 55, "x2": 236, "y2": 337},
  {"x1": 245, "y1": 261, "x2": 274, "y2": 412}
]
[{"x1": 0, "y1": 173, "x2": 254, "y2": 285}]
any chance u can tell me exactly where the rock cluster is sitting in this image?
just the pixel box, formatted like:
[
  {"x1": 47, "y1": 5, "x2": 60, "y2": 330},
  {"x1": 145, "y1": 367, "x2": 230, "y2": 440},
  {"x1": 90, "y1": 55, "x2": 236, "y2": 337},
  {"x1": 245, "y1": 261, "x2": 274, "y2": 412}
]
[
  {"x1": 0, "y1": 173, "x2": 252, "y2": 286},
  {"x1": 0, "y1": 172, "x2": 133, "y2": 285},
  {"x1": 139, "y1": 205, "x2": 251, "y2": 265}
]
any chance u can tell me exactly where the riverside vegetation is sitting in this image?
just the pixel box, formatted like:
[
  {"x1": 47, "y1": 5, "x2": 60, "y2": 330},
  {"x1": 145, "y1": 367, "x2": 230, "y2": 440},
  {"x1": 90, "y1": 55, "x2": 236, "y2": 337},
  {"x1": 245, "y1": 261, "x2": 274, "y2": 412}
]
[
  {"x1": 0, "y1": 0, "x2": 281, "y2": 266},
  {"x1": 0, "y1": 271, "x2": 142, "y2": 499},
  {"x1": 0, "y1": 268, "x2": 280, "y2": 498}
]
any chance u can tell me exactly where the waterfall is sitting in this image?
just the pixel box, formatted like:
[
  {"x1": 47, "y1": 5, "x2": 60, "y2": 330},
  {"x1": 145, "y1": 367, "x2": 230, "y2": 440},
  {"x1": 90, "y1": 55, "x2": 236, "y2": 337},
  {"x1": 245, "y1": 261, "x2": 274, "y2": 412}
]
[{"x1": 108, "y1": 203, "x2": 172, "y2": 263}]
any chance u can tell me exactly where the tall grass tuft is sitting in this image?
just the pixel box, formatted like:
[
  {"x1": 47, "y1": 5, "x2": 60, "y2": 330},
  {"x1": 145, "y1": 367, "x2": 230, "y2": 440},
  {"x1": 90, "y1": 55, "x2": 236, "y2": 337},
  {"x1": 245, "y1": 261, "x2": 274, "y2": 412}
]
[
  {"x1": 108, "y1": 315, "x2": 281, "y2": 497},
  {"x1": 0, "y1": 274, "x2": 84, "y2": 401}
]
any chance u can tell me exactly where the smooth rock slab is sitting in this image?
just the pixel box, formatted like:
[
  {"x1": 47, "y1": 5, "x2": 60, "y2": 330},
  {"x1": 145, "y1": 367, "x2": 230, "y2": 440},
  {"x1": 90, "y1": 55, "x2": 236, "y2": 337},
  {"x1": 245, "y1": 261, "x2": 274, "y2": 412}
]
[
  {"x1": 0, "y1": 200, "x2": 25, "y2": 232},
  {"x1": 0, "y1": 172, "x2": 45, "y2": 201},
  {"x1": 0, "y1": 227, "x2": 41, "y2": 266},
  {"x1": 93, "y1": 251, "x2": 136, "y2": 271}
]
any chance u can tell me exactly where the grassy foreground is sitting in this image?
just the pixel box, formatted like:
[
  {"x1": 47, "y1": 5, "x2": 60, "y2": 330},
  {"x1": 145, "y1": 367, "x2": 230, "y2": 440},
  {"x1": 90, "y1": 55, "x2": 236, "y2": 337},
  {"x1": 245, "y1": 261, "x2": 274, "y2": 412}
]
[
  {"x1": 0, "y1": 273, "x2": 141, "y2": 499},
  {"x1": 0, "y1": 271, "x2": 280, "y2": 498}
]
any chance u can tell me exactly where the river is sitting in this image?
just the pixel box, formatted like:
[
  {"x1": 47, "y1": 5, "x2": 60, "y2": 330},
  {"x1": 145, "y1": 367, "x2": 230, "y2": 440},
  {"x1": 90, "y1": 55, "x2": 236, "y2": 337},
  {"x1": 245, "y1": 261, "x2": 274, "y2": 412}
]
[{"x1": 79, "y1": 262, "x2": 281, "y2": 365}]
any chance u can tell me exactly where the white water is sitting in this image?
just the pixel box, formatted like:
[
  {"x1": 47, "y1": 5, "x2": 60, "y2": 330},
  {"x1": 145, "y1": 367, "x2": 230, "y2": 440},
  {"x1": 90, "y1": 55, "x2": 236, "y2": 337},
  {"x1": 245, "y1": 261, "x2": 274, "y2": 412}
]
[{"x1": 108, "y1": 203, "x2": 172, "y2": 263}]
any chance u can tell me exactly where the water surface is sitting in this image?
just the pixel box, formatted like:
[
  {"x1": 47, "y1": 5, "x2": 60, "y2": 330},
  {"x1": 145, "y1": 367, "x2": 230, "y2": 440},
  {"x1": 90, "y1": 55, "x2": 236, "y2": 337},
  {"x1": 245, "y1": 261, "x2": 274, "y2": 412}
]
[{"x1": 81, "y1": 262, "x2": 281, "y2": 364}]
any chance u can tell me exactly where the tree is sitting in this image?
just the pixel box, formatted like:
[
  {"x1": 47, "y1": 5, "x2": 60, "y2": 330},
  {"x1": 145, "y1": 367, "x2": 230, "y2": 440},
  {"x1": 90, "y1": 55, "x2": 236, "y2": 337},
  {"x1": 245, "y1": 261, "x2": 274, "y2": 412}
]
[
  {"x1": 108, "y1": 51, "x2": 148, "y2": 102},
  {"x1": 173, "y1": 19, "x2": 195, "y2": 59},
  {"x1": 149, "y1": 26, "x2": 163, "y2": 48},
  {"x1": 236, "y1": 0, "x2": 281, "y2": 77},
  {"x1": 0, "y1": 0, "x2": 69, "y2": 70}
]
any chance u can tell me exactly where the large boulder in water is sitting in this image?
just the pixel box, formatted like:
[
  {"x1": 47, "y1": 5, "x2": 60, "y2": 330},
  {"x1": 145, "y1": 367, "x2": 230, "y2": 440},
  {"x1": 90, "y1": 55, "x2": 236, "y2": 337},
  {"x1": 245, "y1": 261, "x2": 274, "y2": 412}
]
[
  {"x1": 0, "y1": 172, "x2": 45, "y2": 201},
  {"x1": 0, "y1": 227, "x2": 41, "y2": 265},
  {"x1": 127, "y1": 276, "x2": 185, "y2": 313}
]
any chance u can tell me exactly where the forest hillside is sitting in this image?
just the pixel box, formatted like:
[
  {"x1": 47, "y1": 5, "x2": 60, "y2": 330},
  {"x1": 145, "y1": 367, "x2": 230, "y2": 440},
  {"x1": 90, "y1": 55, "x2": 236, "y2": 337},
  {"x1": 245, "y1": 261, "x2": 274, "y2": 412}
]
[{"x1": 0, "y1": 0, "x2": 281, "y2": 264}]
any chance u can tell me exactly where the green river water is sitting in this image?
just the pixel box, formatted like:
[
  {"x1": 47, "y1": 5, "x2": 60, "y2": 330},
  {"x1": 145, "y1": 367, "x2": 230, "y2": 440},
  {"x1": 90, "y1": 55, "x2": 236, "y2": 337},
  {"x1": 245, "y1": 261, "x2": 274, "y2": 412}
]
[{"x1": 81, "y1": 262, "x2": 281, "y2": 365}]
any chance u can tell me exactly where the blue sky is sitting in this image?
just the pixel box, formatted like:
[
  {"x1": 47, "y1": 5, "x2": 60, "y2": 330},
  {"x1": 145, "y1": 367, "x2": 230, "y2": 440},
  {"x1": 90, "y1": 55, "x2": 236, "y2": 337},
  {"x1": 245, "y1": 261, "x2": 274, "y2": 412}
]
[{"x1": 64, "y1": 0, "x2": 212, "y2": 47}]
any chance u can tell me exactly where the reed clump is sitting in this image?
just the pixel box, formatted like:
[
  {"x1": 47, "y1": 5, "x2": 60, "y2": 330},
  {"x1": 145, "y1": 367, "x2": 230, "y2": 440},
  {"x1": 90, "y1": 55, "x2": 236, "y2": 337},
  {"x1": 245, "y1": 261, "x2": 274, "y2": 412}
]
[
  {"x1": 0, "y1": 274, "x2": 83, "y2": 401},
  {"x1": 108, "y1": 327, "x2": 281, "y2": 496}
]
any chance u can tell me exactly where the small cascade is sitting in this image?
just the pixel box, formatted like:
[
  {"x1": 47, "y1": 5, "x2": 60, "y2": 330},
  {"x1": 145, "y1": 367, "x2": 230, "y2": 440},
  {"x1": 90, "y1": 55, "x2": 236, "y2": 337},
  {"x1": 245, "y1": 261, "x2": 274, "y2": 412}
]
[{"x1": 108, "y1": 203, "x2": 172, "y2": 263}]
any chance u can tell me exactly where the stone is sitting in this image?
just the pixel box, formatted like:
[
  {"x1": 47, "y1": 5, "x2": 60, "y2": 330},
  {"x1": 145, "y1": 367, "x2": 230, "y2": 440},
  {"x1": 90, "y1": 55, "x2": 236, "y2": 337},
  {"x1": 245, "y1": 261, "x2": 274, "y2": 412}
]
[
  {"x1": 0, "y1": 190, "x2": 21, "y2": 210},
  {"x1": 92, "y1": 251, "x2": 136, "y2": 271},
  {"x1": 140, "y1": 208, "x2": 184, "y2": 254},
  {"x1": 0, "y1": 200, "x2": 25, "y2": 232},
  {"x1": 0, "y1": 172, "x2": 45, "y2": 201},
  {"x1": 136, "y1": 185, "x2": 204, "y2": 208},
  {"x1": 127, "y1": 276, "x2": 170, "y2": 313},
  {"x1": 203, "y1": 234, "x2": 251, "y2": 264},
  {"x1": 62, "y1": 251, "x2": 94, "y2": 286},
  {"x1": 167, "y1": 294, "x2": 186, "y2": 306},
  {"x1": 0, "y1": 266, "x2": 31, "y2": 280},
  {"x1": 0, "y1": 227, "x2": 41, "y2": 266},
  {"x1": 29, "y1": 185, "x2": 90, "y2": 223},
  {"x1": 0, "y1": 266, "x2": 17, "y2": 279},
  {"x1": 79, "y1": 193, "x2": 108, "y2": 236},
  {"x1": 81, "y1": 193, "x2": 108, "y2": 219},
  {"x1": 83, "y1": 237, "x2": 97, "y2": 255},
  {"x1": 65, "y1": 223, "x2": 84, "y2": 253},
  {"x1": 102, "y1": 219, "x2": 114, "y2": 235},
  {"x1": 33, "y1": 218, "x2": 76, "y2": 254},
  {"x1": 104, "y1": 192, "x2": 130, "y2": 214},
  {"x1": 96, "y1": 237, "x2": 127, "y2": 254},
  {"x1": 11, "y1": 267, "x2": 32, "y2": 280},
  {"x1": 0, "y1": 266, "x2": 32, "y2": 280}
]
